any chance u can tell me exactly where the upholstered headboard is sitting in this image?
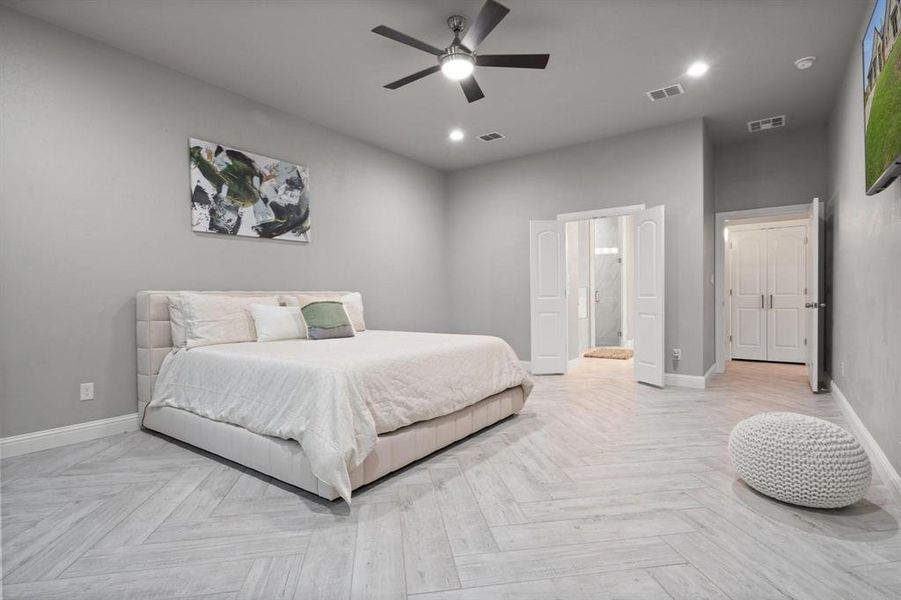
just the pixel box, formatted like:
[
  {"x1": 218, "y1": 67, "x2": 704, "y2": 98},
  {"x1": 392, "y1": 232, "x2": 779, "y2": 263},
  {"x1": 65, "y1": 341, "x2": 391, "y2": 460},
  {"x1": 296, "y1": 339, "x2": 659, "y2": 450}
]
[{"x1": 136, "y1": 290, "x2": 351, "y2": 411}]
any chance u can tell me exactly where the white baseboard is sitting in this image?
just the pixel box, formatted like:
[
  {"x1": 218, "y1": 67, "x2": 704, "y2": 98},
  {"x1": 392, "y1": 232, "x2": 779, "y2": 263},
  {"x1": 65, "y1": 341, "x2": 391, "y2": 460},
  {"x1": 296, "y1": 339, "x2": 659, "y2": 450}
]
[
  {"x1": 830, "y1": 382, "x2": 901, "y2": 507},
  {"x1": 0, "y1": 413, "x2": 141, "y2": 459},
  {"x1": 665, "y1": 372, "x2": 707, "y2": 389},
  {"x1": 520, "y1": 360, "x2": 531, "y2": 373},
  {"x1": 664, "y1": 364, "x2": 716, "y2": 390}
]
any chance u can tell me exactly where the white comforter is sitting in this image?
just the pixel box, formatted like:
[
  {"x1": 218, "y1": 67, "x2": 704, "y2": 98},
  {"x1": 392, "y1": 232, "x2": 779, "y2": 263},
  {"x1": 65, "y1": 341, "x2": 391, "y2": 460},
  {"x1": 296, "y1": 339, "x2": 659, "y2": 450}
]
[{"x1": 148, "y1": 330, "x2": 532, "y2": 501}]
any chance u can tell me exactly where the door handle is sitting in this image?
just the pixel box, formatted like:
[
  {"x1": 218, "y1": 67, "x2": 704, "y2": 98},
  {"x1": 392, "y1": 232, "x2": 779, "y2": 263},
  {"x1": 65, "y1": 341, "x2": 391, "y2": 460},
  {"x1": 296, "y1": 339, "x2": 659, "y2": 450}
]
[
  {"x1": 594, "y1": 290, "x2": 600, "y2": 303},
  {"x1": 769, "y1": 294, "x2": 773, "y2": 309},
  {"x1": 805, "y1": 301, "x2": 827, "y2": 309},
  {"x1": 760, "y1": 295, "x2": 764, "y2": 309}
]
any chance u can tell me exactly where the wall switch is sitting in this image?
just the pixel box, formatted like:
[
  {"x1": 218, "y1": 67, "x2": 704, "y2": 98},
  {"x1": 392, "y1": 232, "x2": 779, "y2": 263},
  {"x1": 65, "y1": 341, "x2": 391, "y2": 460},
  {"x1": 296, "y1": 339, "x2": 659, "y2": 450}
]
[
  {"x1": 672, "y1": 348, "x2": 682, "y2": 361},
  {"x1": 80, "y1": 382, "x2": 94, "y2": 401},
  {"x1": 840, "y1": 362, "x2": 845, "y2": 377}
]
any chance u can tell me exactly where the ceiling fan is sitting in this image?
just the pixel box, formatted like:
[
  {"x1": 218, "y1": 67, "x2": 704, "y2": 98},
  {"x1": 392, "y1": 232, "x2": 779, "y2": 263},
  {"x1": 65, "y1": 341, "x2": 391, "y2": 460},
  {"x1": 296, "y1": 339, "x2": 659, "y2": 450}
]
[{"x1": 371, "y1": 0, "x2": 550, "y2": 103}]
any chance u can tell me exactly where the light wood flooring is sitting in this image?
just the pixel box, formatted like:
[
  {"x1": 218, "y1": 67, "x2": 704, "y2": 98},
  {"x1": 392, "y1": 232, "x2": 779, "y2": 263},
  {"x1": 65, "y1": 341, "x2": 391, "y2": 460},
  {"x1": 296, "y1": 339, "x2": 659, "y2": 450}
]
[{"x1": 2, "y1": 359, "x2": 900, "y2": 599}]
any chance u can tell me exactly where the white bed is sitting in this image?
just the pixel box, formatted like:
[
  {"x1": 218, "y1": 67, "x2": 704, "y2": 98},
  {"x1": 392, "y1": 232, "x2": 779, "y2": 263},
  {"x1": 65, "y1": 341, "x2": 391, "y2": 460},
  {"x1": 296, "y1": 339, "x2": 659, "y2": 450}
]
[{"x1": 137, "y1": 291, "x2": 531, "y2": 501}]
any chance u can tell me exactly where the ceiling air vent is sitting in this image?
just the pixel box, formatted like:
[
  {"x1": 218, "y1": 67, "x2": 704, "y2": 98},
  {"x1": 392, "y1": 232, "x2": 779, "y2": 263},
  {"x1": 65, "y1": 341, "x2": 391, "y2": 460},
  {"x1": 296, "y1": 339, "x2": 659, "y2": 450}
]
[
  {"x1": 646, "y1": 83, "x2": 685, "y2": 101},
  {"x1": 478, "y1": 132, "x2": 505, "y2": 142},
  {"x1": 747, "y1": 115, "x2": 786, "y2": 132}
]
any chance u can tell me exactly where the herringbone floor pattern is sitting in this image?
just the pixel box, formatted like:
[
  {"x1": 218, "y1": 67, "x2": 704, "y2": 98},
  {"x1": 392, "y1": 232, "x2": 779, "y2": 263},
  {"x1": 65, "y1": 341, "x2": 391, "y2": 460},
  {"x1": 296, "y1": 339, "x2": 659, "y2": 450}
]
[{"x1": 1, "y1": 360, "x2": 900, "y2": 599}]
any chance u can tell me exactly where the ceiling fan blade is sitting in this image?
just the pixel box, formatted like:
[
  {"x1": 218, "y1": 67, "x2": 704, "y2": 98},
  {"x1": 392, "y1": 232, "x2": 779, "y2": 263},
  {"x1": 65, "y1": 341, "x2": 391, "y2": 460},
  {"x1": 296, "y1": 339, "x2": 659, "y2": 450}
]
[
  {"x1": 476, "y1": 54, "x2": 550, "y2": 69},
  {"x1": 461, "y1": 0, "x2": 510, "y2": 51},
  {"x1": 384, "y1": 65, "x2": 441, "y2": 89},
  {"x1": 460, "y1": 76, "x2": 485, "y2": 103},
  {"x1": 371, "y1": 25, "x2": 443, "y2": 56}
]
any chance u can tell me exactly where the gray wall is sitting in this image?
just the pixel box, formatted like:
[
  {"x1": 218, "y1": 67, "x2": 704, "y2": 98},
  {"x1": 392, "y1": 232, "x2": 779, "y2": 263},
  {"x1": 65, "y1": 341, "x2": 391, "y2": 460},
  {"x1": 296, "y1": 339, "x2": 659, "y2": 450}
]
[
  {"x1": 826, "y1": 12, "x2": 901, "y2": 474},
  {"x1": 703, "y1": 122, "x2": 716, "y2": 371},
  {"x1": 714, "y1": 126, "x2": 828, "y2": 213},
  {"x1": 446, "y1": 119, "x2": 711, "y2": 376},
  {"x1": 0, "y1": 9, "x2": 449, "y2": 437}
]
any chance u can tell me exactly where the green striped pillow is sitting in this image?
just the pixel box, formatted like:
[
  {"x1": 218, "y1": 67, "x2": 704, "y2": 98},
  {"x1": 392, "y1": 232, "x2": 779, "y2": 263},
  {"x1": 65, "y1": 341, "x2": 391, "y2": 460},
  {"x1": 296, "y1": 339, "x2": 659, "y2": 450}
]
[{"x1": 297, "y1": 298, "x2": 355, "y2": 339}]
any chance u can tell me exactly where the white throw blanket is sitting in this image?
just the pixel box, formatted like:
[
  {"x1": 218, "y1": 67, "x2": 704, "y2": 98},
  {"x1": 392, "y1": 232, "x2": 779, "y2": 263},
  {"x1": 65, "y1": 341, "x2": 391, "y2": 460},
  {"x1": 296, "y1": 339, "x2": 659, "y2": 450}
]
[{"x1": 148, "y1": 330, "x2": 532, "y2": 501}]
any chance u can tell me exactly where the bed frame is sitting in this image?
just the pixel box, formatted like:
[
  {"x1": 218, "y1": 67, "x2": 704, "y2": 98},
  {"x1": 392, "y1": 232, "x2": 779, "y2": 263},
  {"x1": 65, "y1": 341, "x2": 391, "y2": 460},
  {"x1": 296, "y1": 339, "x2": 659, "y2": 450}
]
[{"x1": 136, "y1": 291, "x2": 525, "y2": 501}]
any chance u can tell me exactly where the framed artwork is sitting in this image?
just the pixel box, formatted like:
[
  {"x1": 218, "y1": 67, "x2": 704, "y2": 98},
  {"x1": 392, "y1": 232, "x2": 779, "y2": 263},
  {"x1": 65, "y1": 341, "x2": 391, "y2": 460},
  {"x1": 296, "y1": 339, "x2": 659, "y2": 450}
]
[{"x1": 189, "y1": 138, "x2": 310, "y2": 242}]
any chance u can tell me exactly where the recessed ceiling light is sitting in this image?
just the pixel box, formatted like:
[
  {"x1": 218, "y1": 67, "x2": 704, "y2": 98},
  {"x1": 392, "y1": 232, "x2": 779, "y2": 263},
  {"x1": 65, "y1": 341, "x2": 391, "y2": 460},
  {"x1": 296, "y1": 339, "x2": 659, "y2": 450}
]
[
  {"x1": 686, "y1": 61, "x2": 709, "y2": 78},
  {"x1": 448, "y1": 129, "x2": 465, "y2": 142},
  {"x1": 794, "y1": 56, "x2": 816, "y2": 70}
]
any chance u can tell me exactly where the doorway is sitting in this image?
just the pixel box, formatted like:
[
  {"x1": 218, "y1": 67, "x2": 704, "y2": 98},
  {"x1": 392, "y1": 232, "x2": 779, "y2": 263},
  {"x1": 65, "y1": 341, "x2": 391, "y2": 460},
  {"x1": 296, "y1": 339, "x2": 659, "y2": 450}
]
[
  {"x1": 714, "y1": 199, "x2": 825, "y2": 392},
  {"x1": 529, "y1": 204, "x2": 666, "y2": 387},
  {"x1": 565, "y1": 215, "x2": 635, "y2": 367}
]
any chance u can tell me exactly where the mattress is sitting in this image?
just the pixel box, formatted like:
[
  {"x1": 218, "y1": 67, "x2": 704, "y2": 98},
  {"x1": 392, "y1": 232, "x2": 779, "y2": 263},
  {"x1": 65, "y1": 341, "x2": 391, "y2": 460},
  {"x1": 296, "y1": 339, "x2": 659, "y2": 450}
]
[{"x1": 147, "y1": 330, "x2": 532, "y2": 501}]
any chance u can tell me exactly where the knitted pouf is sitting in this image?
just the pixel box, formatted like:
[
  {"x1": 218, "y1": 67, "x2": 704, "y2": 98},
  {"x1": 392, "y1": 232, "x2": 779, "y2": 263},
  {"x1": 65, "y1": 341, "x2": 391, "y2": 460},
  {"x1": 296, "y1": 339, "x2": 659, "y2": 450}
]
[{"x1": 728, "y1": 412, "x2": 871, "y2": 509}]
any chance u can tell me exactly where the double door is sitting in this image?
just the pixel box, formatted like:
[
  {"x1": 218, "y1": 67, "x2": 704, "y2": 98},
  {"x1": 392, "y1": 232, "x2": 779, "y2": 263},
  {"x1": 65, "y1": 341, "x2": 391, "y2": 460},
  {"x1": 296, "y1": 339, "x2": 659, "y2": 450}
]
[{"x1": 730, "y1": 225, "x2": 807, "y2": 363}]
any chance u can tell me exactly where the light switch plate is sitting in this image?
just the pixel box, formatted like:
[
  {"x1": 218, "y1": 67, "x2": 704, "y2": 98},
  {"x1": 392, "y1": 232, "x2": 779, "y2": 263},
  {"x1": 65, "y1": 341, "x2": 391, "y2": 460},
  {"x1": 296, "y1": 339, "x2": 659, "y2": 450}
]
[{"x1": 80, "y1": 382, "x2": 94, "y2": 401}]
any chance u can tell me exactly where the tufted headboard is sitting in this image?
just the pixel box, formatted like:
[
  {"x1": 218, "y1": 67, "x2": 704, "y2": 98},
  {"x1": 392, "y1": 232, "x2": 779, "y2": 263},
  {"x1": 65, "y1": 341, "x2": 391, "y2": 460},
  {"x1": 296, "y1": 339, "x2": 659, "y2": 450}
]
[{"x1": 136, "y1": 290, "x2": 351, "y2": 412}]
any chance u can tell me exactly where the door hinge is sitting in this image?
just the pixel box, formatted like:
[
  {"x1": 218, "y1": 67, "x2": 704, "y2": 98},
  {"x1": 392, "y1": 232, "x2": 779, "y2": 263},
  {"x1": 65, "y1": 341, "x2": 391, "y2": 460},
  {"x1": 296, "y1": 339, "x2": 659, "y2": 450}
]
[
  {"x1": 804, "y1": 338, "x2": 807, "y2": 345},
  {"x1": 729, "y1": 288, "x2": 732, "y2": 296},
  {"x1": 729, "y1": 334, "x2": 733, "y2": 342},
  {"x1": 805, "y1": 236, "x2": 808, "y2": 244},
  {"x1": 804, "y1": 287, "x2": 807, "y2": 294}
]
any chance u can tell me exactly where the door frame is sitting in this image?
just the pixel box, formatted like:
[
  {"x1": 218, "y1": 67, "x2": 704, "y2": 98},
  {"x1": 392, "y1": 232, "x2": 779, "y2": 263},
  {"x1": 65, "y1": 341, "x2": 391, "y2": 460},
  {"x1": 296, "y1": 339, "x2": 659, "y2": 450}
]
[
  {"x1": 714, "y1": 202, "x2": 813, "y2": 374},
  {"x1": 555, "y1": 204, "x2": 645, "y2": 373},
  {"x1": 558, "y1": 205, "x2": 646, "y2": 223}
]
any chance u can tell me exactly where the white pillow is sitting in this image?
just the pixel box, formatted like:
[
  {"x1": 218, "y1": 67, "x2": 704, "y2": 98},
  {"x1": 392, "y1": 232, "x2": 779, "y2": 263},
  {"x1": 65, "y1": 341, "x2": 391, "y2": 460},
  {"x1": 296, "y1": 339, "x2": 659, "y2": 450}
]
[
  {"x1": 249, "y1": 304, "x2": 305, "y2": 342},
  {"x1": 280, "y1": 292, "x2": 366, "y2": 332},
  {"x1": 341, "y1": 292, "x2": 366, "y2": 332},
  {"x1": 180, "y1": 293, "x2": 280, "y2": 348},
  {"x1": 167, "y1": 294, "x2": 188, "y2": 348}
]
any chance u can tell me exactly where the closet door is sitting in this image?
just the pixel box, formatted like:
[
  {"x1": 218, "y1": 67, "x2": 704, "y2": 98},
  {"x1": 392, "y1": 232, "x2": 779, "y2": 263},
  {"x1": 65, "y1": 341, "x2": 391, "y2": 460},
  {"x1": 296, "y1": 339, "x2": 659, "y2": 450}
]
[
  {"x1": 730, "y1": 229, "x2": 767, "y2": 360},
  {"x1": 766, "y1": 226, "x2": 807, "y2": 363}
]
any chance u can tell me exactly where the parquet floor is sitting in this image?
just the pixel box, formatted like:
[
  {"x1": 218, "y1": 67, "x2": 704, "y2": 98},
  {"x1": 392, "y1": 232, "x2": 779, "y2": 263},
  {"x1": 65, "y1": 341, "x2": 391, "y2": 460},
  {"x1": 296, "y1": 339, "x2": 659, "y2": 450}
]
[{"x1": 1, "y1": 359, "x2": 900, "y2": 599}]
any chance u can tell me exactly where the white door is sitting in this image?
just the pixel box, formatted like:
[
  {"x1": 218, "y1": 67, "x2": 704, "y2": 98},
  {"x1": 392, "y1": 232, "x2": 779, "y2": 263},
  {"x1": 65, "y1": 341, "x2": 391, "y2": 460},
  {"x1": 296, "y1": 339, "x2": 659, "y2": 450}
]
[
  {"x1": 730, "y1": 229, "x2": 767, "y2": 360},
  {"x1": 530, "y1": 220, "x2": 567, "y2": 375},
  {"x1": 633, "y1": 205, "x2": 665, "y2": 387},
  {"x1": 766, "y1": 226, "x2": 807, "y2": 363},
  {"x1": 807, "y1": 199, "x2": 824, "y2": 391}
]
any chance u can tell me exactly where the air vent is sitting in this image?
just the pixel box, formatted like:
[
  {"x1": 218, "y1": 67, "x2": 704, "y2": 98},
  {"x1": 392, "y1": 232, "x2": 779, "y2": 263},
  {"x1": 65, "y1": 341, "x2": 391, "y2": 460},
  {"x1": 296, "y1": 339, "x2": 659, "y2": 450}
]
[
  {"x1": 747, "y1": 115, "x2": 786, "y2": 132},
  {"x1": 478, "y1": 132, "x2": 505, "y2": 142},
  {"x1": 646, "y1": 83, "x2": 685, "y2": 101}
]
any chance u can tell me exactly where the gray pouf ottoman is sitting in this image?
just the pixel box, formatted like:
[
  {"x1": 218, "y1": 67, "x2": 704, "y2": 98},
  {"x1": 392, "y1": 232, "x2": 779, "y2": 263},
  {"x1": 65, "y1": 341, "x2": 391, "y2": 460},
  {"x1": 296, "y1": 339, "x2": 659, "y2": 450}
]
[{"x1": 728, "y1": 412, "x2": 871, "y2": 509}]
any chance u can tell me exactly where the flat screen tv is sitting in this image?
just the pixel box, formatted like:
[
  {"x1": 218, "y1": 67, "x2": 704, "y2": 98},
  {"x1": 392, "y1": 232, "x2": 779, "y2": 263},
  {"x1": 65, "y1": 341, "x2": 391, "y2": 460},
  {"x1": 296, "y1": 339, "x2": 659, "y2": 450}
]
[{"x1": 863, "y1": 0, "x2": 901, "y2": 194}]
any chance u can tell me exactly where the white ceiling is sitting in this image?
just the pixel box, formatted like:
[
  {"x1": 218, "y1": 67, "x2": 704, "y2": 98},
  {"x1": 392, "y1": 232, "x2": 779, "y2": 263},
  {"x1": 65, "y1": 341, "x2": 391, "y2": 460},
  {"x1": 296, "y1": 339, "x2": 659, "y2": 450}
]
[{"x1": 4, "y1": 0, "x2": 870, "y2": 170}]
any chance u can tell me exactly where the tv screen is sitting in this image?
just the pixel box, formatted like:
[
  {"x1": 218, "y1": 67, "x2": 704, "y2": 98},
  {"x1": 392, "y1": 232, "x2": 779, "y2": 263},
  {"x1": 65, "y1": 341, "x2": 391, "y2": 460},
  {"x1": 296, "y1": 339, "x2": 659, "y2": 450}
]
[{"x1": 863, "y1": 0, "x2": 901, "y2": 195}]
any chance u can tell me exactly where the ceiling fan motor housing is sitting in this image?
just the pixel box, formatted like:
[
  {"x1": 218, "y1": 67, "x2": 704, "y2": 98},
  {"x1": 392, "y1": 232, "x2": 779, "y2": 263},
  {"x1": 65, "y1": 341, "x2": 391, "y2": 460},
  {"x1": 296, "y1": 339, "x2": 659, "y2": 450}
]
[
  {"x1": 447, "y1": 15, "x2": 467, "y2": 35},
  {"x1": 442, "y1": 15, "x2": 474, "y2": 70}
]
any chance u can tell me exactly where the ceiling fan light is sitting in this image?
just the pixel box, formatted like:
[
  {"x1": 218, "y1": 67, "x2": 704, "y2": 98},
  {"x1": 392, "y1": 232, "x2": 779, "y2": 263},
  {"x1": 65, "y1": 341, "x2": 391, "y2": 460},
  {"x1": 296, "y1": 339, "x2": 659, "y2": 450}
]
[{"x1": 441, "y1": 56, "x2": 475, "y2": 80}]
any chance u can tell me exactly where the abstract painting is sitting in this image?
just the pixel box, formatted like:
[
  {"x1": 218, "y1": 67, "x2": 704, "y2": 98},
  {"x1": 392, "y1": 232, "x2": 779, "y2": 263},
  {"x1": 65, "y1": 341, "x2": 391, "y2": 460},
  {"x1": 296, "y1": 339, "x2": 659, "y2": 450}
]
[{"x1": 189, "y1": 138, "x2": 310, "y2": 242}]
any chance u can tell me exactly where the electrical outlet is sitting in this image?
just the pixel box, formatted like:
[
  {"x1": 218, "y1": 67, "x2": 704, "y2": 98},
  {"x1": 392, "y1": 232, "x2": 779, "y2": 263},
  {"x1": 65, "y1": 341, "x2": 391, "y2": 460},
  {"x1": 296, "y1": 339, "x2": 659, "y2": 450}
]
[
  {"x1": 80, "y1": 382, "x2": 94, "y2": 401},
  {"x1": 672, "y1": 348, "x2": 682, "y2": 361}
]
